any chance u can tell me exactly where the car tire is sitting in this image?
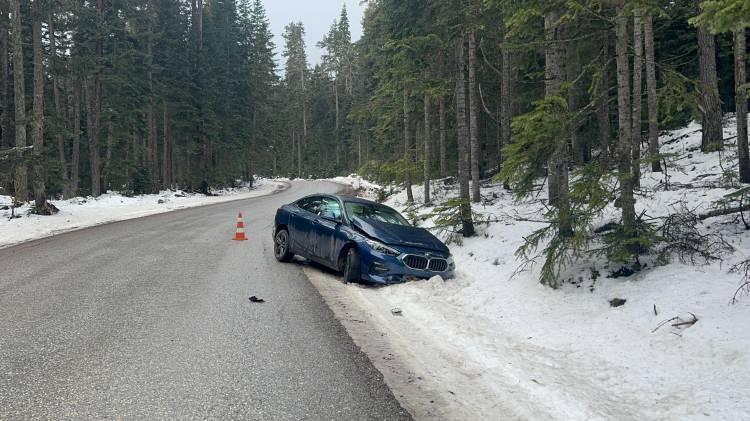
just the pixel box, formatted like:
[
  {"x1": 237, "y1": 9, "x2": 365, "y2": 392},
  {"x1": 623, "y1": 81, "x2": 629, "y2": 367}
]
[
  {"x1": 342, "y1": 247, "x2": 361, "y2": 284},
  {"x1": 274, "y1": 228, "x2": 294, "y2": 262}
]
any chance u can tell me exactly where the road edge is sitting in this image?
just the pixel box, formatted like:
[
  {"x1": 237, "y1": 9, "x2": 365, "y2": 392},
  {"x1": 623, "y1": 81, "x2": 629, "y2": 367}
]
[
  {"x1": 303, "y1": 269, "x2": 461, "y2": 421},
  {"x1": 0, "y1": 181, "x2": 290, "y2": 251}
]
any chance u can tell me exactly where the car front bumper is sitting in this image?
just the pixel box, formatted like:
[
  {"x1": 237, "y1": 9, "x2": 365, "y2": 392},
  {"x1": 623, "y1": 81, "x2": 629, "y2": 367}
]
[{"x1": 358, "y1": 246, "x2": 455, "y2": 285}]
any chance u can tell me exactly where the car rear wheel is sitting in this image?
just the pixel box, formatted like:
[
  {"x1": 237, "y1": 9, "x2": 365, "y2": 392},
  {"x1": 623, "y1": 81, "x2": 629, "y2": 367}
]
[
  {"x1": 274, "y1": 229, "x2": 294, "y2": 262},
  {"x1": 342, "y1": 247, "x2": 361, "y2": 284}
]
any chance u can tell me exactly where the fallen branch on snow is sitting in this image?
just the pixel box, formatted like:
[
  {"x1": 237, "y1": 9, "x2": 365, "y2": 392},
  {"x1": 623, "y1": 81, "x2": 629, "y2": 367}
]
[
  {"x1": 651, "y1": 313, "x2": 699, "y2": 333},
  {"x1": 698, "y1": 204, "x2": 750, "y2": 221}
]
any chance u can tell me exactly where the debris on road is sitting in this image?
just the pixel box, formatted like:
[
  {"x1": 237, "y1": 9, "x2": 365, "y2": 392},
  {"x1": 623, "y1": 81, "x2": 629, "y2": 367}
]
[
  {"x1": 390, "y1": 308, "x2": 402, "y2": 316},
  {"x1": 249, "y1": 296, "x2": 265, "y2": 303},
  {"x1": 609, "y1": 298, "x2": 627, "y2": 307}
]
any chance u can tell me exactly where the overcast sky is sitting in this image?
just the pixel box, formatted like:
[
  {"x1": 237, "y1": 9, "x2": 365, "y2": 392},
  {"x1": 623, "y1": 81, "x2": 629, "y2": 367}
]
[{"x1": 264, "y1": 0, "x2": 366, "y2": 71}]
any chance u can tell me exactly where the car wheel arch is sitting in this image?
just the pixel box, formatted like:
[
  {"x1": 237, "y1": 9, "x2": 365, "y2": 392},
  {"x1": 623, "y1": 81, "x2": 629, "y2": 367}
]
[{"x1": 337, "y1": 242, "x2": 359, "y2": 271}]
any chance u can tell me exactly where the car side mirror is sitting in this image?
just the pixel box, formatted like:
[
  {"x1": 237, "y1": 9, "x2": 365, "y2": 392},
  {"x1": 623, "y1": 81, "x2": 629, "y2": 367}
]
[{"x1": 321, "y1": 210, "x2": 341, "y2": 223}]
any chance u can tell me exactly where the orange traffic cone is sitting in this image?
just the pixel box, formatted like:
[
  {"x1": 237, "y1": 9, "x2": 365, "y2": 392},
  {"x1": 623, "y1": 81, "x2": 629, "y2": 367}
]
[{"x1": 232, "y1": 211, "x2": 248, "y2": 241}]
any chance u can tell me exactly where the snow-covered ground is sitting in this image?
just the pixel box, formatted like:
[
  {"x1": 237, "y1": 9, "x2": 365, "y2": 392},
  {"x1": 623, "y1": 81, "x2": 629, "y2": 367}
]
[
  {"x1": 323, "y1": 117, "x2": 750, "y2": 420},
  {"x1": 0, "y1": 178, "x2": 286, "y2": 249}
]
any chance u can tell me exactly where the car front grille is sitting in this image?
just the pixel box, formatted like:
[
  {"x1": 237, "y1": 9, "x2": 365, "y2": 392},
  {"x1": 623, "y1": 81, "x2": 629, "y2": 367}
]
[
  {"x1": 428, "y1": 259, "x2": 448, "y2": 272},
  {"x1": 403, "y1": 255, "x2": 428, "y2": 270},
  {"x1": 403, "y1": 254, "x2": 449, "y2": 272}
]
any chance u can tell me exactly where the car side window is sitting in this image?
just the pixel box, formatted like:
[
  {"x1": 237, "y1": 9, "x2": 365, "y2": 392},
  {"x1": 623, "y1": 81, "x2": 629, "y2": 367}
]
[
  {"x1": 297, "y1": 197, "x2": 323, "y2": 214},
  {"x1": 320, "y1": 198, "x2": 342, "y2": 220}
]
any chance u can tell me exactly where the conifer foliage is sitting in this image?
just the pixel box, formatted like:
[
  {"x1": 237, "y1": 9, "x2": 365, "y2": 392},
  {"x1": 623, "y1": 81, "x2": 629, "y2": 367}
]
[{"x1": 1, "y1": 0, "x2": 749, "y2": 286}]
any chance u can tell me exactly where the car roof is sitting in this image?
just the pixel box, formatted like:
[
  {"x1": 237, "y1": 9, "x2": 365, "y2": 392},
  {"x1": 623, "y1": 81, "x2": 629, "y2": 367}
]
[
  {"x1": 333, "y1": 195, "x2": 381, "y2": 205},
  {"x1": 295, "y1": 194, "x2": 385, "y2": 206}
]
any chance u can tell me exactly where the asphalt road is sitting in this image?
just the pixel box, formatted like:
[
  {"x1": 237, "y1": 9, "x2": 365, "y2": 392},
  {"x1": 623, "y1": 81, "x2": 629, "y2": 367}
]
[{"x1": 0, "y1": 181, "x2": 411, "y2": 420}]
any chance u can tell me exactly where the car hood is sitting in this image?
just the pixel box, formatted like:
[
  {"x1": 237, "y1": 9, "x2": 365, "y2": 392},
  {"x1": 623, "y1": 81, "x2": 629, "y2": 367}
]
[{"x1": 351, "y1": 217, "x2": 449, "y2": 254}]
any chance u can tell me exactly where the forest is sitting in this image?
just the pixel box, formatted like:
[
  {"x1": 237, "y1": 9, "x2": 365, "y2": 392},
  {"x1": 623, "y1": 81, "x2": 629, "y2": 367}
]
[{"x1": 0, "y1": 0, "x2": 749, "y2": 285}]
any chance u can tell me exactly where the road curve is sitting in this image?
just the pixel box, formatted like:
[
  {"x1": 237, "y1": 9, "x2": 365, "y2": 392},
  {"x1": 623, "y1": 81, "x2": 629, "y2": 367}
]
[{"x1": 0, "y1": 180, "x2": 411, "y2": 420}]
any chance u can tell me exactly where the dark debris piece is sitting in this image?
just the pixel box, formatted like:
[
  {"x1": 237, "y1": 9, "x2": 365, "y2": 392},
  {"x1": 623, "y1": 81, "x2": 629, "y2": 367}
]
[
  {"x1": 609, "y1": 298, "x2": 627, "y2": 308},
  {"x1": 249, "y1": 296, "x2": 265, "y2": 303}
]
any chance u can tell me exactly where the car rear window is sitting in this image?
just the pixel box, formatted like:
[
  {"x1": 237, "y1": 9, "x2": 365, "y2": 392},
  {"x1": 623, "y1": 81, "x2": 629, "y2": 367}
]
[{"x1": 344, "y1": 202, "x2": 410, "y2": 226}]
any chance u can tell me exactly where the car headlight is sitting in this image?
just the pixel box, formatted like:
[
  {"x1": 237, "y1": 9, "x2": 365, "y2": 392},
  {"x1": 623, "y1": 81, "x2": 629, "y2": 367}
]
[
  {"x1": 447, "y1": 255, "x2": 455, "y2": 268},
  {"x1": 365, "y1": 239, "x2": 401, "y2": 257}
]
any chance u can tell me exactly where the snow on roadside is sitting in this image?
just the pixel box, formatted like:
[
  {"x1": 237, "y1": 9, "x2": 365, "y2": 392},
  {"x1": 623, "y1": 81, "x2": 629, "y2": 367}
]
[
  {"x1": 324, "y1": 118, "x2": 750, "y2": 420},
  {"x1": 0, "y1": 178, "x2": 286, "y2": 249}
]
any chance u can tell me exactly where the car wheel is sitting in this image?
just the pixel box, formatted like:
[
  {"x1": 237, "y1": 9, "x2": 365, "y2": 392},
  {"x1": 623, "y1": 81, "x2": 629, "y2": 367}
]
[
  {"x1": 342, "y1": 247, "x2": 361, "y2": 284},
  {"x1": 274, "y1": 229, "x2": 294, "y2": 262}
]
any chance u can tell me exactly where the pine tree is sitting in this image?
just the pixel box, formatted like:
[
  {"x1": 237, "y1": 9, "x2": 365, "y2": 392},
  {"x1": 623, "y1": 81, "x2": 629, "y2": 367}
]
[{"x1": 9, "y1": 0, "x2": 27, "y2": 203}]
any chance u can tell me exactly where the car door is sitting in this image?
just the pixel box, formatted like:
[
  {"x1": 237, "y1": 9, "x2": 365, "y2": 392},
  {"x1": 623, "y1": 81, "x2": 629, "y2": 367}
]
[
  {"x1": 290, "y1": 196, "x2": 323, "y2": 257},
  {"x1": 312, "y1": 197, "x2": 344, "y2": 266}
]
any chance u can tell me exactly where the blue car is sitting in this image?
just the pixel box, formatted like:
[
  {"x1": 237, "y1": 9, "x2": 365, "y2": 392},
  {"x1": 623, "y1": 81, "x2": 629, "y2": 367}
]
[{"x1": 273, "y1": 194, "x2": 455, "y2": 284}]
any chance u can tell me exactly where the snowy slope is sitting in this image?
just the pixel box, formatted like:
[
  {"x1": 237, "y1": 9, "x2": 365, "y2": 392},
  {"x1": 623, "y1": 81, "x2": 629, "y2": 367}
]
[
  {"x1": 326, "y1": 117, "x2": 750, "y2": 420},
  {"x1": 0, "y1": 178, "x2": 286, "y2": 249}
]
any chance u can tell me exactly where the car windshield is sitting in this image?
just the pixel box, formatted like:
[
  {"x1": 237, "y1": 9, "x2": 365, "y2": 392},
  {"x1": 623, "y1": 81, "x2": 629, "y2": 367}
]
[{"x1": 344, "y1": 201, "x2": 410, "y2": 226}]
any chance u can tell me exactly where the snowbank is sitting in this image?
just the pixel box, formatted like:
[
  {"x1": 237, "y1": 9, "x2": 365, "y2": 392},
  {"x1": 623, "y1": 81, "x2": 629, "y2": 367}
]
[
  {"x1": 0, "y1": 178, "x2": 286, "y2": 249},
  {"x1": 322, "y1": 117, "x2": 750, "y2": 420}
]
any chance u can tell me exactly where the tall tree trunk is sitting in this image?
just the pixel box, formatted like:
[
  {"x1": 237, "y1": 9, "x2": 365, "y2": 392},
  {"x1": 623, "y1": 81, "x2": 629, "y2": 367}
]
[
  {"x1": 10, "y1": 0, "x2": 26, "y2": 203},
  {"x1": 736, "y1": 29, "x2": 750, "y2": 182},
  {"x1": 403, "y1": 88, "x2": 414, "y2": 202},
  {"x1": 616, "y1": 6, "x2": 636, "y2": 230},
  {"x1": 697, "y1": 0, "x2": 724, "y2": 152},
  {"x1": 147, "y1": 0, "x2": 158, "y2": 191},
  {"x1": 290, "y1": 127, "x2": 295, "y2": 174},
  {"x1": 424, "y1": 95, "x2": 431, "y2": 204},
  {"x1": 468, "y1": 31, "x2": 481, "y2": 203},
  {"x1": 544, "y1": 8, "x2": 571, "y2": 235},
  {"x1": 163, "y1": 102, "x2": 170, "y2": 188},
  {"x1": 596, "y1": 33, "x2": 612, "y2": 165},
  {"x1": 85, "y1": 79, "x2": 101, "y2": 197},
  {"x1": 31, "y1": 5, "x2": 49, "y2": 212},
  {"x1": 644, "y1": 14, "x2": 661, "y2": 172},
  {"x1": 335, "y1": 82, "x2": 340, "y2": 167},
  {"x1": 301, "y1": 61, "x2": 307, "y2": 138},
  {"x1": 104, "y1": 120, "x2": 113, "y2": 190},
  {"x1": 50, "y1": 13, "x2": 68, "y2": 183},
  {"x1": 69, "y1": 82, "x2": 81, "y2": 197},
  {"x1": 357, "y1": 132, "x2": 361, "y2": 168},
  {"x1": 192, "y1": 0, "x2": 206, "y2": 184},
  {"x1": 566, "y1": 33, "x2": 584, "y2": 164},
  {"x1": 88, "y1": 0, "x2": 104, "y2": 197},
  {"x1": 500, "y1": 45, "x2": 512, "y2": 173},
  {"x1": 632, "y1": 9, "x2": 644, "y2": 189},
  {"x1": 297, "y1": 131, "x2": 302, "y2": 178},
  {"x1": 455, "y1": 37, "x2": 475, "y2": 236},
  {"x1": 0, "y1": 1, "x2": 8, "y2": 150},
  {"x1": 439, "y1": 95, "x2": 447, "y2": 177}
]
